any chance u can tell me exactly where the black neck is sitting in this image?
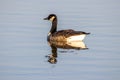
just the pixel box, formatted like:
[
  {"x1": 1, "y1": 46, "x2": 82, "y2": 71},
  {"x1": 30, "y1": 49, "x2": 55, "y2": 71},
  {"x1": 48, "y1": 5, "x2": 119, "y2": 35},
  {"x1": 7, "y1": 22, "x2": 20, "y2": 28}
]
[{"x1": 50, "y1": 18, "x2": 57, "y2": 34}]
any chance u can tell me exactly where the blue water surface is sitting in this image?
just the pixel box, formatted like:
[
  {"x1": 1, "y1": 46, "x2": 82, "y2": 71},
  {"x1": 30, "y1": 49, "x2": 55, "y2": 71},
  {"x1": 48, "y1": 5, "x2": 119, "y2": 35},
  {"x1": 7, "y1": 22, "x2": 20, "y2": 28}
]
[{"x1": 0, "y1": 0, "x2": 120, "y2": 80}]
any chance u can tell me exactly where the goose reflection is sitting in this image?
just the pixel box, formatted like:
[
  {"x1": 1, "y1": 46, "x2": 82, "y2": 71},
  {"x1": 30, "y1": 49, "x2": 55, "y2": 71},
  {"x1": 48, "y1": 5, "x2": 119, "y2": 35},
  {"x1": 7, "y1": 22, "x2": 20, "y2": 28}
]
[
  {"x1": 46, "y1": 41, "x2": 88, "y2": 64},
  {"x1": 46, "y1": 45, "x2": 57, "y2": 64}
]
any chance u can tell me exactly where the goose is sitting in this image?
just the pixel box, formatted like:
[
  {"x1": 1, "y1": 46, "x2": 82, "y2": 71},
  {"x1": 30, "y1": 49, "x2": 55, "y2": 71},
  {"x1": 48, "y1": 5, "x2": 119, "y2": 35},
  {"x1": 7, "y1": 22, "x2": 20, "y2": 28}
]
[{"x1": 44, "y1": 14, "x2": 90, "y2": 42}]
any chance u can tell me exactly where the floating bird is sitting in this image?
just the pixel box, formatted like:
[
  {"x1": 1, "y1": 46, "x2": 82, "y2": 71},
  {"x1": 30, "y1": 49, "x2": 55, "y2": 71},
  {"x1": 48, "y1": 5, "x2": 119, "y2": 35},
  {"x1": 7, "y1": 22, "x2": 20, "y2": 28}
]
[{"x1": 44, "y1": 14, "x2": 90, "y2": 42}]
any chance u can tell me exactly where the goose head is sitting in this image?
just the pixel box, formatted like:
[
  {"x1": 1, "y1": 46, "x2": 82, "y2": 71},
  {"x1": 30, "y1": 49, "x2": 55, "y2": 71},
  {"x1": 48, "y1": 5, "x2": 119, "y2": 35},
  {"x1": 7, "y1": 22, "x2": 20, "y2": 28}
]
[{"x1": 44, "y1": 14, "x2": 57, "y2": 22}]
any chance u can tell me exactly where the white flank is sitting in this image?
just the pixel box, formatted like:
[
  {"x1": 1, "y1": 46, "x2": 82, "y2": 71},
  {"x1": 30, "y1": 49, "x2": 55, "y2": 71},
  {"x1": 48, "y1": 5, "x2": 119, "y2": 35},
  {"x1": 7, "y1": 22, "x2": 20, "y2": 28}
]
[{"x1": 67, "y1": 35, "x2": 86, "y2": 42}]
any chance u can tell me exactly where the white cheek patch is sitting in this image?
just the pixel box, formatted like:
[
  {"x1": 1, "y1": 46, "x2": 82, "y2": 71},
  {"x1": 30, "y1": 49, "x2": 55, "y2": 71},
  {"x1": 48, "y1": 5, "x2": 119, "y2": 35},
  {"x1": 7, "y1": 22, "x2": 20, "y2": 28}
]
[
  {"x1": 50, "y1": 16, "x2": 55, "y2": 21},
  {"x1": 67, "y1": 35, "x2": 86, "y2": 42}
]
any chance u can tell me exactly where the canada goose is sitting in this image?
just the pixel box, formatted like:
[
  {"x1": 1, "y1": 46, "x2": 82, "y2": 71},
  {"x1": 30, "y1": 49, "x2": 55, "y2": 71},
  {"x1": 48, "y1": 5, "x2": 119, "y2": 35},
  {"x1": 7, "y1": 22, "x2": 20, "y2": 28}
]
[{"x1": 44, "y1": 14, "x2": 90, "y2": 42}]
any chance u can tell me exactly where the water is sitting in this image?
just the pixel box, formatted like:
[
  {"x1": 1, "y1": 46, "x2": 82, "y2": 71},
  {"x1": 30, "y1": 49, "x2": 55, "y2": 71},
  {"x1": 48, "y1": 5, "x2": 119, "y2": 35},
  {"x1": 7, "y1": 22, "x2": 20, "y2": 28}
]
[{"x1": 0, "y1": 0, "x2": 120, "y2": 80}]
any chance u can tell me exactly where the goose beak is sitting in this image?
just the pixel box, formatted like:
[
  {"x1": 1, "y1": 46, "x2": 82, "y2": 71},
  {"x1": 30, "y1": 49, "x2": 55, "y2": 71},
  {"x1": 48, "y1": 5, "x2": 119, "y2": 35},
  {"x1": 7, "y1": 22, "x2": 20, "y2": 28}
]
[{"x1": 44, "y1": 17, "x2": 48, "y2": 20}]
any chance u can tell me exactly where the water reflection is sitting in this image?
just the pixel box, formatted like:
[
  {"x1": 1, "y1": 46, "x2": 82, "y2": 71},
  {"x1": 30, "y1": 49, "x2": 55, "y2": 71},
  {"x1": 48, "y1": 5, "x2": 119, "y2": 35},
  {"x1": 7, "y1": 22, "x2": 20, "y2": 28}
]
[
  {"x1": 49, "y1": 41, "x2": 88, "y2": 50},
  {"x1": 46, "y1": 41, "x2": 88, "y2": 64},
  {"x1": 46, "y1": 45, "x2": 57, "y2": 64}
]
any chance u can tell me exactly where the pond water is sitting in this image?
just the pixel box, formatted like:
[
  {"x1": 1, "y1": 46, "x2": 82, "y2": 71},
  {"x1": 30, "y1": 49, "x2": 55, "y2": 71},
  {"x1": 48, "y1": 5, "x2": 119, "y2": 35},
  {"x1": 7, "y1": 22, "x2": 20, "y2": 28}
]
[{"x1": 0, "y1": 0, "x2": 120, "y2": 80}]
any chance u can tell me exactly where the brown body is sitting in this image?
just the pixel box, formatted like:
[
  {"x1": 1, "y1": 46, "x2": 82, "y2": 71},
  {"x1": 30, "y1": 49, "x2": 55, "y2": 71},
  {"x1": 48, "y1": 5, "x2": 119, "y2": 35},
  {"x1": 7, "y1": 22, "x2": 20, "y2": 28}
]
[{"x1": 48, "y1": 29, "x2": 89, "y2": 42}]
